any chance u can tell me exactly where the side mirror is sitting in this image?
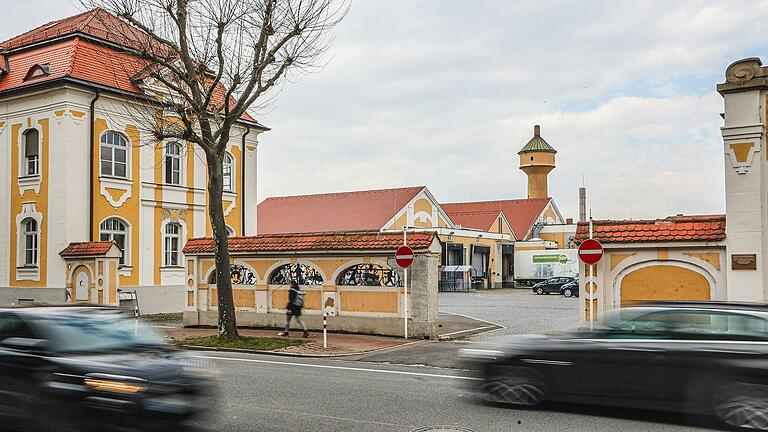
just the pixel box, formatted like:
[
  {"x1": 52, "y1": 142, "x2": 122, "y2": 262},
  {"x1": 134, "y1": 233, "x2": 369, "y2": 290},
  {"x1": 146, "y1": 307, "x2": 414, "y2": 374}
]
[{"x1": 0, "y1": 337, "x2": 48, "y2": 353}]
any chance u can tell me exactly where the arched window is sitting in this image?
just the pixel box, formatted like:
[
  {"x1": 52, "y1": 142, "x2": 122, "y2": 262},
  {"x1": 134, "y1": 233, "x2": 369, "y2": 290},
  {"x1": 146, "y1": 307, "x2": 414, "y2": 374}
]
[
  {"x1": 164, "y1": 222, "x2": 182, "y2": 266},
  {"x1": 337, "y1": 263, "x2": 401, "y2": 287},
  {"x1": 21, "y1": 218, "x2": 38, "y2": 266},
  {"x1": 269, "y1": 263, "x2": 324, "y2": 286},
  {"x1": 225, "y1": 226, "x2": 234, "y2": 237},
  {"x1": 100, "y1": 131, "x2": 128, "y2": 178},
  {"x1": 164, "y1": 142, "x2": 182, "y2": 185},
  {"x1": 222, "y1": 153, "x2": 233, "y2": 192},
  {"x1": 100, "y1": 217, "x2": 128, "y2": 265},
  {"x1": 207, "y1": 264, "x2": 257, "y2": 285},
  {"x1": 22, "y1": 129, "x2": 39, "y2": 176}
]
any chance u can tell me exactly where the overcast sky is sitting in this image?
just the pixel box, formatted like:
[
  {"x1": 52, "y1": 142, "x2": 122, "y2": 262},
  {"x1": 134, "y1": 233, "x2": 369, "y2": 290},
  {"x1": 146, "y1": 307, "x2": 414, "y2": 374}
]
[{"x1": 4, "y1": 1, "x2": 768, "y2": 221}]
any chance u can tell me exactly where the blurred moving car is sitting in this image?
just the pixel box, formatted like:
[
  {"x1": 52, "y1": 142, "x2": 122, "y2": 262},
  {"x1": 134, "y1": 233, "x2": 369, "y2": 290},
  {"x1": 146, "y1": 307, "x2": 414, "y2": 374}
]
[
  {"x1": 0, "y1": 305, "x2": 216, "y2": 432},
  {"x1": 531, "y1": 277, "x2": 575, "y2": 295},
  {"x1": 559, "y1": 280, "x2": 579, "y2": 298},
  {"x1": 461, "y1": 302, "x2": 768, "y2": 430}
]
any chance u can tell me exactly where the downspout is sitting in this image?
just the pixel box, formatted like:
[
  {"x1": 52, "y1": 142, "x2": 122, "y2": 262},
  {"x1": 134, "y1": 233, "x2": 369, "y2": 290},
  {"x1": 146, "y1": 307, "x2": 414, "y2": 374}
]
[
  {"x1": 240, "y1": 126, "x2": 250, "y2": 235},
  {"x1": 88, "y1": 91, "x2": 100, "y2": 241}
]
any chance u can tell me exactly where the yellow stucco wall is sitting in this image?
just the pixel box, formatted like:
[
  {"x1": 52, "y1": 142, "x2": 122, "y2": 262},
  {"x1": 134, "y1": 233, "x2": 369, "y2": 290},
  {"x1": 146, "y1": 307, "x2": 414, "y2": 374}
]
[
  {"x1": 92, "y1": 119, "x2": 140, "y2": 287},
  {"x1": 340, "y1": 291, "x2": 399, "y2": 313},
  {"x1": 10, "y1": 119, "x2": 50, "y2": 287},
  {"x1": 620, "y1": 265, "x2": 710, "y2": 307}
]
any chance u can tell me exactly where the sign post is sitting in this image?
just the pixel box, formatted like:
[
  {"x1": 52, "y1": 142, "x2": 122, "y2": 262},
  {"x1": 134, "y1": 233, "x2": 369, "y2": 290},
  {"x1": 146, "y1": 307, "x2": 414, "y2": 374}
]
[
  {"x1": 578, "y1": 231, "x2": 603, "y2": 330},
  {"x1": 396, "y1": 235, "x2": 415, "y2": 339}
]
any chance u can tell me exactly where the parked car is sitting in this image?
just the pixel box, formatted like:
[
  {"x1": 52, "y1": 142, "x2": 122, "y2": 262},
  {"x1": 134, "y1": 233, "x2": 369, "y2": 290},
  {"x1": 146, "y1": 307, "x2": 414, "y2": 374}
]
[
  {"x1": 0, "y1": 305, "x2": 216, "y2": 431},
  {"x1": 531, "y1": 277, "x2": 575, "y2": 295},
  {"x1": 460, "y1": 302, "x2": 768, "y2": 430},
  {"x1": 559, "y1": 280, "x2": 579, "y2": 298}
]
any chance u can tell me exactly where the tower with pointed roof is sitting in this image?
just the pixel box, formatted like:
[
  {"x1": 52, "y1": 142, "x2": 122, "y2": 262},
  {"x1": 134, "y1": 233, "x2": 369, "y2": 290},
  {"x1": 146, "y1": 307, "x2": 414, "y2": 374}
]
[{"x1": 519, "y1": 125, "x2": 557, "y2": 199}]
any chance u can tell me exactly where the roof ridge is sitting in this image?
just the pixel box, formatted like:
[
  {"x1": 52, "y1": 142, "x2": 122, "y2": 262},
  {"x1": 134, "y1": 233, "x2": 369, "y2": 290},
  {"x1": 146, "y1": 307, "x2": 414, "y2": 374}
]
[
  {"x1": 442, "y1": 197, "x2": 551, "y2": 206},
  {"x1": 263, "y1": 186, "x2": 425, "y2": 201},
  {"x1": 66, "y1": 36, "x2": 80, "y2": 76}
]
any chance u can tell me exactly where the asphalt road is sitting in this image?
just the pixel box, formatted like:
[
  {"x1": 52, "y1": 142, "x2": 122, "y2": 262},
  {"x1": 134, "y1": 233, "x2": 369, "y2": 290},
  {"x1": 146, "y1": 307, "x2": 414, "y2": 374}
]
[
  {"x1": 438, "y1": 288, "x2": 580, "y2": 340},
  {"x1": 190, "y1": 351, "x2": 722, "y2": 432},
  {"x1": 188, "y1": 290, "x2": 723, "y2": 431}
]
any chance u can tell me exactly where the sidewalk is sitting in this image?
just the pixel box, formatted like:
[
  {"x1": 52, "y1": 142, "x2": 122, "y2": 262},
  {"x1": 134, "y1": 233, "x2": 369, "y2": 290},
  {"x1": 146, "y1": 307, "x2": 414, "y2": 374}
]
[{"x1": 165, "y1": 327, "x2": 419, "y2": 357}]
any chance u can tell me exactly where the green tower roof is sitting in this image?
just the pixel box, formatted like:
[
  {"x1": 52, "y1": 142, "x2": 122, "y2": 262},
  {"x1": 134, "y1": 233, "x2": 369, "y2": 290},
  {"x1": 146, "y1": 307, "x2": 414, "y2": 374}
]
[{"x1": 518, "y1": 125, "x2": 557, "y2": 154}]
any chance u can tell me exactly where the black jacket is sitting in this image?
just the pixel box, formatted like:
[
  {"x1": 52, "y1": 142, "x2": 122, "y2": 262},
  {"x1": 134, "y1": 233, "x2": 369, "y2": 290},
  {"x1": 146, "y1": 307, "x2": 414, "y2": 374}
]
[{"x1": 287, "y1": 287, "x2": 303, "y2": 315}]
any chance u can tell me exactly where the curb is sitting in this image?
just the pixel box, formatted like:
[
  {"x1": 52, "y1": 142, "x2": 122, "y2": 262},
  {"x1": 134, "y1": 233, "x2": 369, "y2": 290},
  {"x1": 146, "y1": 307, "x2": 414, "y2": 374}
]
[{"x1": 178, "y1": 339, "x2": 427, "y2": 358}]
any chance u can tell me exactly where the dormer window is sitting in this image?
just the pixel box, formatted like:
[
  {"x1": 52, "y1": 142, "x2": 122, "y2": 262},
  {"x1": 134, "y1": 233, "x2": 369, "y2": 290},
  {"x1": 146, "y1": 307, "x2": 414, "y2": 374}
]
[{"x1": 23, "y1": 63, "x2": 51, "y2": 81}]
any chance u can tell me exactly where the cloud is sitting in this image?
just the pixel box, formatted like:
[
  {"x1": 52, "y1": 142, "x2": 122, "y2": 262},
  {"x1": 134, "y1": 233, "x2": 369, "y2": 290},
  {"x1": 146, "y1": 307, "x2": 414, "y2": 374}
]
[
  {"x1": 258, "y1": 0, "x2": 762, "y2": 221},
  {"x1": 3, "y1": 1, "x2": 762, "y2": 223}
]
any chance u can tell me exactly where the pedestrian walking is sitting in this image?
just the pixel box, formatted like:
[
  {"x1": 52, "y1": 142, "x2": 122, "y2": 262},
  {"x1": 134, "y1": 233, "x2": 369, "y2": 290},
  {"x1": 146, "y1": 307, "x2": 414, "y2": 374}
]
[{"x1": 278, "y1": 281, "x2": 309, "y2": 338}]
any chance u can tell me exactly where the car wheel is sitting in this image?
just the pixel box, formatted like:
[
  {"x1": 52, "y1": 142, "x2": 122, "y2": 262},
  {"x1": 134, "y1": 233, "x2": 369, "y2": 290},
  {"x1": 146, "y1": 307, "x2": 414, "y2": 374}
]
[
  {"x1": 714, "y1": 382, "x2": 768, "y2": 430},
  {"x1": 563, "y1": 288, "x2": 573, "y2": 297},
  {"x1": 483, "y1": 366, "x2": 545, "y2": 406},
  {"x1": 535, "y1": 287, "x2": 544, "y2": 295}
]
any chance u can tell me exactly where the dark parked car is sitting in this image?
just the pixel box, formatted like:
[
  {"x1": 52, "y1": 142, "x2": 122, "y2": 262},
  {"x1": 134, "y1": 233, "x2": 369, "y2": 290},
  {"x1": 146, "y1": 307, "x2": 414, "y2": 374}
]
[
  {"x1": 0, "y1": 305, "x2": 216, "y2": 431},
  {"x1": 461, "y1": 302, "x2": 768, "y2": 430},
  {"x1": 559, "y1": 280, "x2": 578, "y2": 298},
  {"x1": 531, "y1": 277, "x2": 575, "y2": 295}
]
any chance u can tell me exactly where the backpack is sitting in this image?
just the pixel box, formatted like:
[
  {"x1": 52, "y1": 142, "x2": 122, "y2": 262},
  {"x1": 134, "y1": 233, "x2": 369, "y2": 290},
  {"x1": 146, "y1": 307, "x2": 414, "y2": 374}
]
[{"x1": 292, "y1": 289, "x2": 305, "y2": 308}]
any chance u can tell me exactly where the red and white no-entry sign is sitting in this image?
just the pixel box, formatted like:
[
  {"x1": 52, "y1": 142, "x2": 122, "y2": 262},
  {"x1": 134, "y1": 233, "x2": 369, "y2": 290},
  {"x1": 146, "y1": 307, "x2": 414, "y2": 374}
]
[
  {"x1": 396, "y1": 245, "x2": 414, "y2": 268},
  {"x1": 578, "y1": 239, "x2": 604, "y2": 265}
]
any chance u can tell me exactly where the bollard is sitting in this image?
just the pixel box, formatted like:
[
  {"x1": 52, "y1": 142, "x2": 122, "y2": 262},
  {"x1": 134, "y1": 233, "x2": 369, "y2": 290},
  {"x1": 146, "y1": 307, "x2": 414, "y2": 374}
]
[{"x1": 323, "y1": 312, "x2": 328, "y2": 350}]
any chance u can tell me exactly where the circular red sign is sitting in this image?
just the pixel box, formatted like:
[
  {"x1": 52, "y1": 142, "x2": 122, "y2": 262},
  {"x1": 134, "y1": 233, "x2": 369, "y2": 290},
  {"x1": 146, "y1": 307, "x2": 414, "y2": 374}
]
[
  {"x1": 396, "y1": 245, "x2": 414, "y2": 268},
  {"x1": 578, "y1": 239, "x2": 604, "y2": 265}
]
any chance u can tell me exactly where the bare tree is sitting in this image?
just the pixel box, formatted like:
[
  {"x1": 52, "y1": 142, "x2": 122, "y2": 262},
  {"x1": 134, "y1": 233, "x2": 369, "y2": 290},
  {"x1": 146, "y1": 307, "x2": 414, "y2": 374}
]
[{"x1": 80, "y1": 0, "x2": 348, "y2": 337}]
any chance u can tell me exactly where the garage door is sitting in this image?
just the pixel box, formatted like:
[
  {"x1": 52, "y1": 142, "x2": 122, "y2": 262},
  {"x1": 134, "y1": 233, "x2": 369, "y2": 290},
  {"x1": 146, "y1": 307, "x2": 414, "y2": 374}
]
[{"x1": 620, "y1": 265, "x2": 710, "y2": 307}]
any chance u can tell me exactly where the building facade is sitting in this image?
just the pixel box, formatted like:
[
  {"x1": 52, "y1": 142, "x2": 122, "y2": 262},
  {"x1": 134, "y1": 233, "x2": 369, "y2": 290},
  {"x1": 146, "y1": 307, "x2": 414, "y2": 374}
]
[{"x1": 0, "y1": 9, "x2": 264, "y2": 310}]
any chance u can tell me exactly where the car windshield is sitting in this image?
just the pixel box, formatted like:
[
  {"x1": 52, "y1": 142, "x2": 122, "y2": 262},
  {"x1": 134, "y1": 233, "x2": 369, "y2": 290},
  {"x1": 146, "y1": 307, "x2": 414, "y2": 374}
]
[
  {"x1": 597, "y1": 308, "x2": 768, "y2": 340},
  {"x1": 34, "y1": 310, "x2": 165, "y2": 353}
]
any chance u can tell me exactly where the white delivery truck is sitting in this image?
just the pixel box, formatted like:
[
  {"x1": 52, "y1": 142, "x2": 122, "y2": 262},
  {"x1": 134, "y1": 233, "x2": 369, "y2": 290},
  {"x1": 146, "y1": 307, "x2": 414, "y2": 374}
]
[{"x1": 514, "y1": 249, "x2": 578, "y2": 286}]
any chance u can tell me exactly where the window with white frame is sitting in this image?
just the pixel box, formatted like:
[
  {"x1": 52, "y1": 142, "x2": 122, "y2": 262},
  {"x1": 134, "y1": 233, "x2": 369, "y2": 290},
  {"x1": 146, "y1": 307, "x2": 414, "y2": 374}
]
[
  {"x1": 21, "y1": 218, "x2": 38, "y2": 266},
  {"x1": 165, "y1": 142, "x2": 182, "y2": 185},
  {"x1": 225, "y1": 226, "x2": 234, "y2": 237},
  {"x1": 164, "y1": 222, "x2": 182, "y2": 266},
  {"x1": 22, "y1": 129, "x2": 39, "y2": 176},
  {"x1": 100, "y1": 131, "x2": 128, "y2": 178},
  {"x1": 222, "y1": 153, "x2": 233, "y2": 192},
  {"x1": 99, "y1": 218, "x2": 128, "y2": 265}
]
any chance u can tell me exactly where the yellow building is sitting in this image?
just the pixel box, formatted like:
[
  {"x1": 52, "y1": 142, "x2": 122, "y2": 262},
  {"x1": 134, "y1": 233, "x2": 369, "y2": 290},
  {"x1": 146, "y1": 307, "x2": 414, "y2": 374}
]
[{"x1": 0, "y1": 10, "x2": 266, "y2": 311}]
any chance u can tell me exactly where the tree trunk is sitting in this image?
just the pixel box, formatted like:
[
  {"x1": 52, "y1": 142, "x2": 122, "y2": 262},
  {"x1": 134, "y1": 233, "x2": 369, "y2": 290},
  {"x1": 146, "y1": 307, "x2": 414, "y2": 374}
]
[{"x1": 205, "y1": 150, "x2": 239, "y2": 338}]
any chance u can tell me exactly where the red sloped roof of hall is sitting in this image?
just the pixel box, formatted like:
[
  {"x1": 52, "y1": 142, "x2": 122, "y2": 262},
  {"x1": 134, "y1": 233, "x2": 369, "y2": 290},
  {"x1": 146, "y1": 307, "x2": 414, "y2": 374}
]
[
  {"x1": 440, "y1": 198, "x2": 551, "y2": 239},
  {"x1": 183, "y1": 231, "x2": 436, "y2": 254},
  {"x1": 257, "y1": 187, "x2": 426, "y2": 235},
  {"x1": 574, "y1": 214, "x2": 726, "y2": 244}
]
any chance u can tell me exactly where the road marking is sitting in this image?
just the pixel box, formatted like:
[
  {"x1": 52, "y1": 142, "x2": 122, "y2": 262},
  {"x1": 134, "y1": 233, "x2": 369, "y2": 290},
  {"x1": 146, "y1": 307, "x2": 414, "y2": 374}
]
[
  {"x1": 439, "y1": 325, "x2": 498, "y2": 339},
  {"x1": 439, "y1": 310, "x2": 505, "y2": 328},
  {"x1": 199, "y1": 355, "x2": 482, "y2": 381}
]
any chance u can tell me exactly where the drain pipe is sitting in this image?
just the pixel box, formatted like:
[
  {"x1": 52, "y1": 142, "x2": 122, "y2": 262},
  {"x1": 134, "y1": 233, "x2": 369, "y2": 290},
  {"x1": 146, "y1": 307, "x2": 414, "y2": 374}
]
[
  {"x1": 240, "y1": 126, "x2": 250, "y2": 235},
  {"x1": 88, "y1": 90, "x2": 100, "y2": 241}
]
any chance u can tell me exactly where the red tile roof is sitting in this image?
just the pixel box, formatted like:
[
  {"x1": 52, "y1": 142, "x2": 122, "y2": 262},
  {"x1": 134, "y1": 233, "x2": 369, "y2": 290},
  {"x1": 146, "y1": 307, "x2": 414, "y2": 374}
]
[
  {"x1": 574, "y1": 215, "x2": 726, "y2": 244},
  {"x1": 257, "y1": 187, "x2": 425, "y2": 235},
  {"x1": 183, "y1": 231, "x2": 437, "y2": 255},
  {"x1": 441, "y1": 198, "x2": 551, "y2": 240},
  {"x1": 0, "y1": 9, "x2": 259, "y2": 124},
  {"x1": 441, "y1": 210, "x2": 502, "y2": 233},
  {"x1": 59, "y1": 241, "x2": 116, "y2": 257}
]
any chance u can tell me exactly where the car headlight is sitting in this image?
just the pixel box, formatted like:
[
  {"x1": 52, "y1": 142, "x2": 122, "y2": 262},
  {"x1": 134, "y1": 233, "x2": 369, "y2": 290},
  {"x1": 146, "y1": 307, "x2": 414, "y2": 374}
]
[{"x1": 84, "y1": 374, "x2": 147, "y2": 394}]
